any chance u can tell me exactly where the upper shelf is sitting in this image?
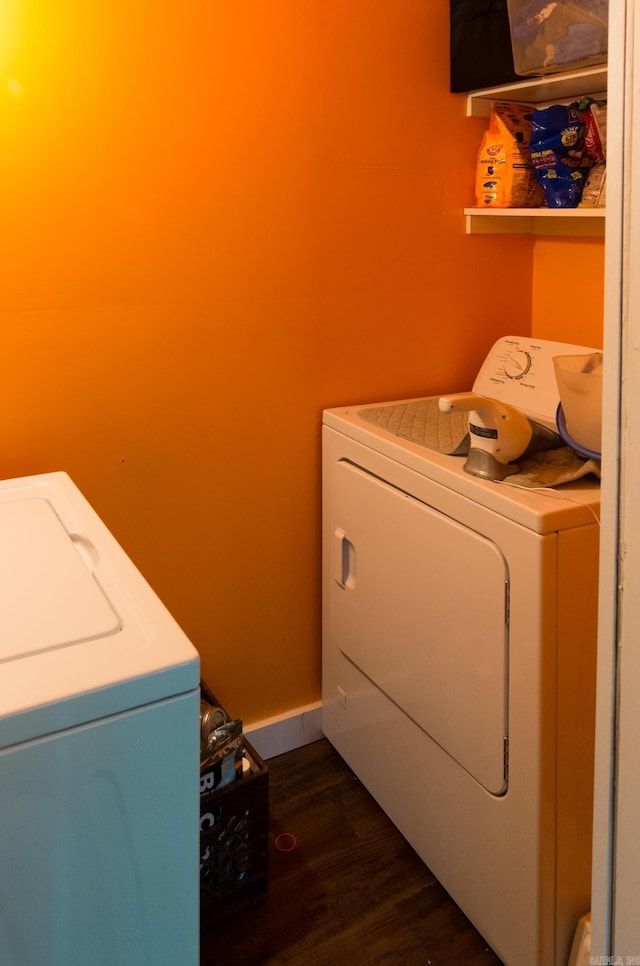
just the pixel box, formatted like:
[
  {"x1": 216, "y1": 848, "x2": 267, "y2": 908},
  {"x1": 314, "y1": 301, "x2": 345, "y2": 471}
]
[
  {"x1": 465, "y1": 65, "x2": 607, "y2": 235},
  {"x1": 464, "y1": 207, "x2": 606, "y2": 236},
  {"x1": 466, "y1": 65, "x2": 607, "y2": 118}
]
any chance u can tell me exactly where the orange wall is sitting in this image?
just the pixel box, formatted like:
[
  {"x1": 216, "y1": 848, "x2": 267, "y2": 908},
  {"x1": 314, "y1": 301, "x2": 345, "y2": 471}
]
[
  {"x1": 532, "y1": 238, "x2": 605, "y2": 348},
  {"x1": 1, "y1": 1, "x2": 570, "y2": 723}
]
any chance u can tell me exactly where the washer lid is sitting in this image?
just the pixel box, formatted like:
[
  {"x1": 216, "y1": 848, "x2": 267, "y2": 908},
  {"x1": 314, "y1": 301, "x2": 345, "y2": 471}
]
[
  {"x1": 0, "y1": 497, "x2": 121, "y2": 663},
  {"x1": 0, "y1": 472, "x2": 199, "y2": 748}
]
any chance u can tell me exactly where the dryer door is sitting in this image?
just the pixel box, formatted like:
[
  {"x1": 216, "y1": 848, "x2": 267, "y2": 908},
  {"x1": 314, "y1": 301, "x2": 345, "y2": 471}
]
[{"x1": 328, "y1": 459, "x2": 509, "y2": 795}]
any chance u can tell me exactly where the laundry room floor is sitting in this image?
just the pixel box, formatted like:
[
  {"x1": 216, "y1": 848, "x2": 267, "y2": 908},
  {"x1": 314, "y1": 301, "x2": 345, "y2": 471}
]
[{"x1": 199, "y1": 738, "x2": 504, "y2": 966}]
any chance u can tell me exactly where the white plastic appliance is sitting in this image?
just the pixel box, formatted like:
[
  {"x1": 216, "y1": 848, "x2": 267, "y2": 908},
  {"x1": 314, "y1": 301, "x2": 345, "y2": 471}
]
[
  {"x1": 0, "y1": 472, "x2": 200, "y2": 966},
  {"x1": 322, "y1": 337, "x2": 600, "y2": 966}
]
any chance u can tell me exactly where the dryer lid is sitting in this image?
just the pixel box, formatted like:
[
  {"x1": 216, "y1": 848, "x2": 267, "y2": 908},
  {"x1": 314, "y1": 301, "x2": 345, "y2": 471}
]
[{"x1": 0, "y1": 497, "x2": 121, "y2": 663}]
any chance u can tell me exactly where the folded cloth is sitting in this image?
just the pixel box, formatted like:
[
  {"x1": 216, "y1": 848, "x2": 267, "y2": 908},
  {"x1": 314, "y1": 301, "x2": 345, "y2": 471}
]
[
  {"x1": 506, "y1": 446, "x2": 601, "y2": 488},
  {"x1": 357, "y1": 402, "x2": 601, "y2": 488},
  {"x1": 358, "y1": 398, "x2": 469, "y2": 456}
]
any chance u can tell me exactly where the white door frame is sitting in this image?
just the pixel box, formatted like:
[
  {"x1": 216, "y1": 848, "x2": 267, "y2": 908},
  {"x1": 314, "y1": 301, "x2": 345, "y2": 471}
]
[{"x1": 592, "y1": 0, "x2": 640, "y2": 957}]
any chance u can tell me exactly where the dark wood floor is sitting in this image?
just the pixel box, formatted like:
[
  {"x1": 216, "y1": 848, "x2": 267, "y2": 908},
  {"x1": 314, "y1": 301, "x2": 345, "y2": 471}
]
[{"x1": 200, "y1": 738, "x2": 504, "y2": 966}]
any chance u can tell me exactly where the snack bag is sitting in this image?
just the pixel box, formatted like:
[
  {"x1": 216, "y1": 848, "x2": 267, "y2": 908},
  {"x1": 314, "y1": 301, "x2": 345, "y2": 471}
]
[
  {"x1": 580, "y1": 162, "x2": 606, "y2": 207},
  {"x1": 579, "y1": 99, "x2": 606, "y2": 207},
  {"x1": 582, "y1": 101, "x2": 606, "y2": 163},
  {"x1": 529, "y1": 101, "x2": 594, "y2": 208},
  {"x1": 475, "y1": 101, "x2": 544, "y2": 208}
]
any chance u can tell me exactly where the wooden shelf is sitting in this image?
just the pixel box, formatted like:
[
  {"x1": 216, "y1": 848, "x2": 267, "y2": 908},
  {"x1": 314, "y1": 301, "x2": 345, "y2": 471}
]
[
  {"x1": 466, "y1": 65, "x2": 607, "y2": 118},
  {"x1": 464, "y1": 207, "x2": 606, "y2": 236}
]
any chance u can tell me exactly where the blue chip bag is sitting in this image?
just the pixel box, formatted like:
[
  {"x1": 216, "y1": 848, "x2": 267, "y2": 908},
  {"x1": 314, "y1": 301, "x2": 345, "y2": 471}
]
[{"x1": 529, "y1": 102, "x2": 594, "y2": 208}]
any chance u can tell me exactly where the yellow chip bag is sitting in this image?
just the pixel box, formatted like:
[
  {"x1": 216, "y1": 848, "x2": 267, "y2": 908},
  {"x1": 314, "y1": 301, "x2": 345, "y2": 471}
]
[{"x1": 475, "y1": 101, "x2": 543, "y2": 209}]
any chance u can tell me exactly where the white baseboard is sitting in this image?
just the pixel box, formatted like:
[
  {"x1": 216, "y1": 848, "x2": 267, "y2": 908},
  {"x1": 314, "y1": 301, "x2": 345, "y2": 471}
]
[{"x1": 245, "y1": 702, "x2": 324, "y2": 760}]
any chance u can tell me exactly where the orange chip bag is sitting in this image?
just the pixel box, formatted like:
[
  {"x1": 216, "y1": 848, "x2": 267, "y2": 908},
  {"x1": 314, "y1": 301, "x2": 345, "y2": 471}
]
[{"x1": 475, "y1": 101, "x2": 544, "y2": 209}]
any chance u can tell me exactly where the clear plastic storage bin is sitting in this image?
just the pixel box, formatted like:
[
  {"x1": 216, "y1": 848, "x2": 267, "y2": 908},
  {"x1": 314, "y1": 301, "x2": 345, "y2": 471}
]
[{"x1": 506, "y1": 0, "x2": 608, "y2": 76}]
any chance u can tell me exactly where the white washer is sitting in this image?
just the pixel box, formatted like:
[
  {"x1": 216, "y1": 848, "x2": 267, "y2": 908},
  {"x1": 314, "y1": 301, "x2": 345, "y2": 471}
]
[
  {"x1": 0, "y1": 472, "x2": 200, "y2": 966},
  {"x1": 322, "y1": 338, "x2": 600, "y2": 966}
]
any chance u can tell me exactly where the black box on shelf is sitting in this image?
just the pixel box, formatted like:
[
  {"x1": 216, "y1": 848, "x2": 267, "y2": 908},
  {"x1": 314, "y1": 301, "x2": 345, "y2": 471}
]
[{"x1": 199, "y1": 681, "x2": 269, "y2": 928}]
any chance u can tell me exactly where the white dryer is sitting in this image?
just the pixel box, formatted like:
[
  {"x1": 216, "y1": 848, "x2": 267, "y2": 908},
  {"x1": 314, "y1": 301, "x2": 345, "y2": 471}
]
[
  {"x1": 0, "y1": 472, "x2": 200, "y2": 966},
  {"x1": 322, "y1": 337, "x2": 600, "y2": 966}
]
